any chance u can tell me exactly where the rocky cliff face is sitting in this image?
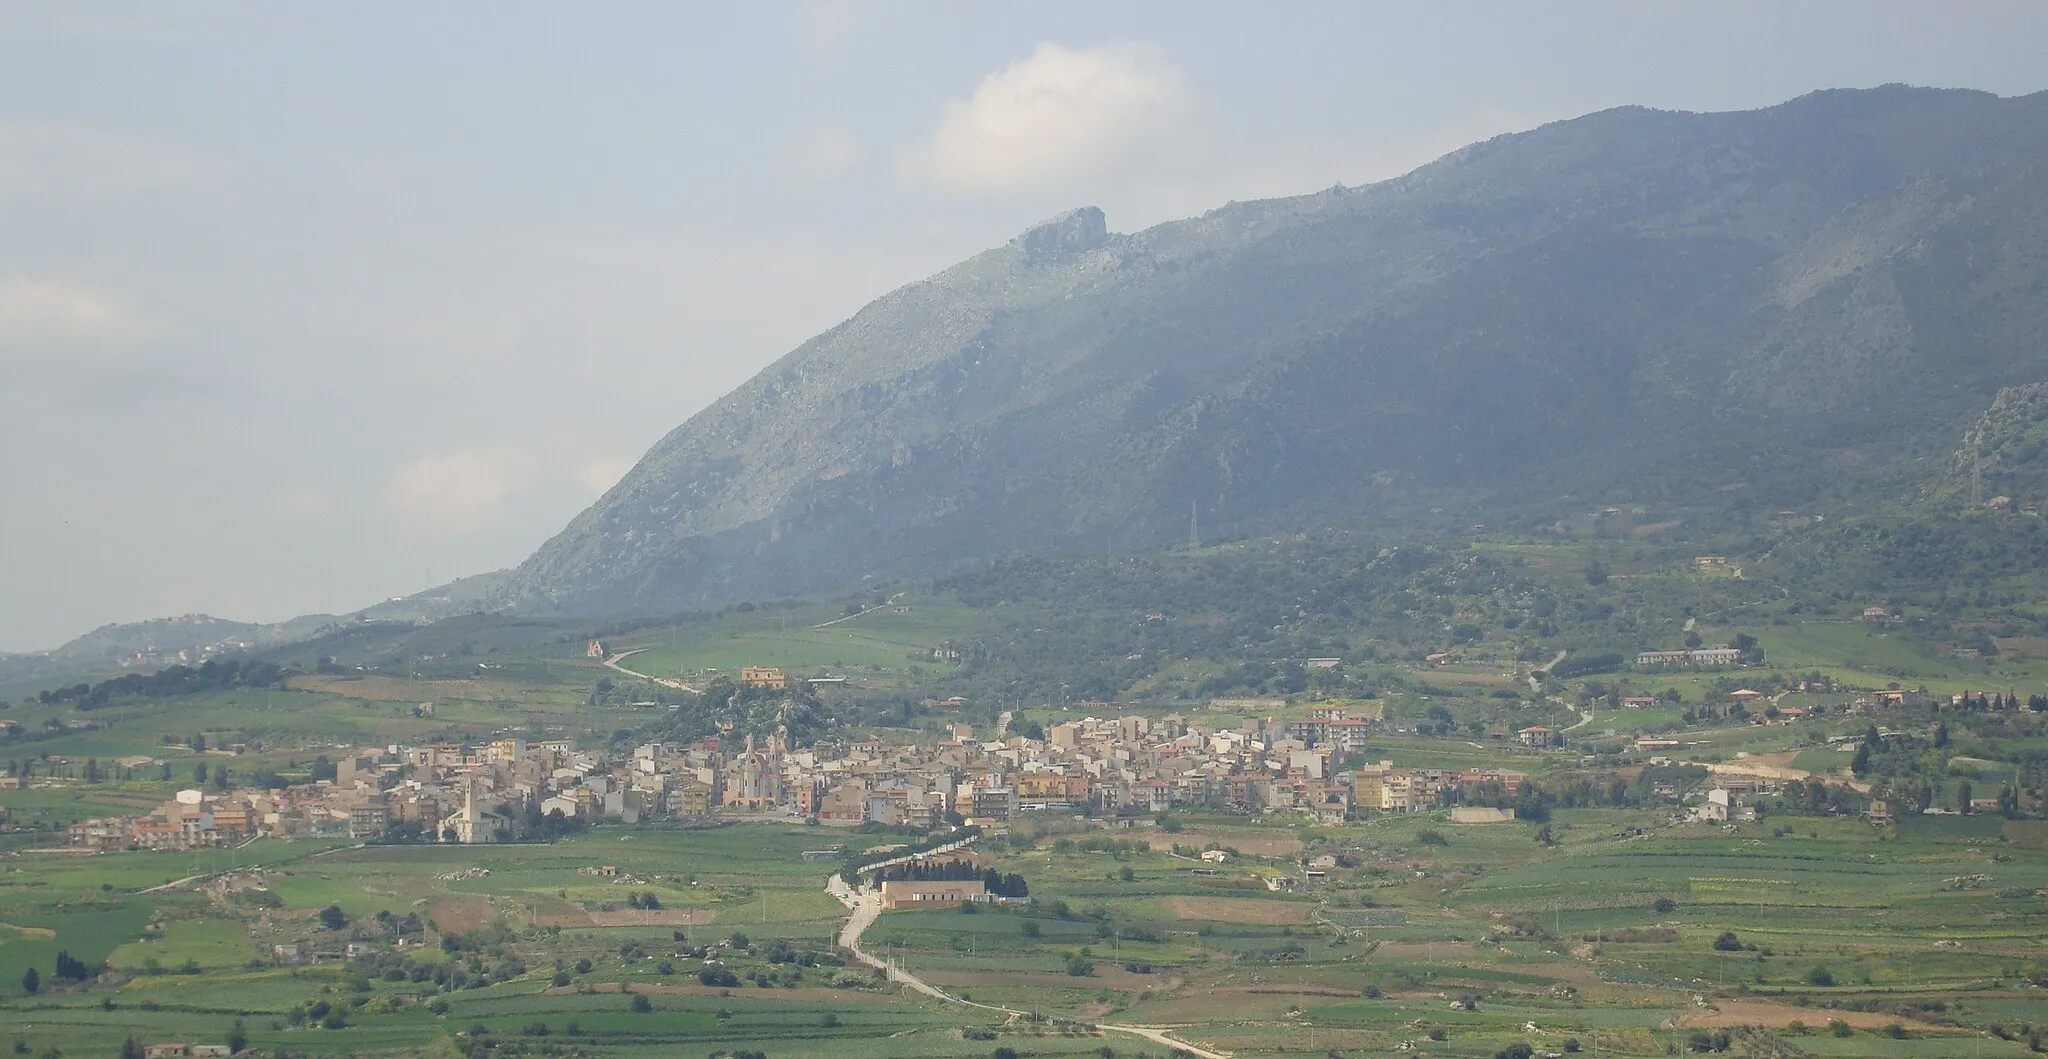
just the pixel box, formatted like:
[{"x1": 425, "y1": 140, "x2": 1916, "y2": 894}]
[
  {"x1": 1937, "y1": 383, "x2": 2048, "y2": 511},
  {"x1": 497, "y1": 86, "x2": 2048, "y2": 615}
]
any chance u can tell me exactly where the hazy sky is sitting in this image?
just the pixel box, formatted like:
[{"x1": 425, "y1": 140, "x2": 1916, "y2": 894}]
[{"x1": 4, "y1": 2, "x2": 2046, "y2": 651}]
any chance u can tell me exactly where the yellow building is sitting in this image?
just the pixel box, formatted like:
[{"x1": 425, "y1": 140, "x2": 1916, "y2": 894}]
[{"x1": 739, "y1": 667, "x2": 787, "y2": 690}]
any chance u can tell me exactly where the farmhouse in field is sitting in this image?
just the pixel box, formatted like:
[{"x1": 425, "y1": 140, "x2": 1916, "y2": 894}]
[{"x1": 879, "y1": 878, "x2": 989, "y2": 908}]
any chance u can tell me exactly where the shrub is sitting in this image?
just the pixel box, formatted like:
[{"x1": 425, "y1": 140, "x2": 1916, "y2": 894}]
[
  {"x1": 1653, "y1": 897, "x2": 1677, "y2": 914},
  {"x1": 1712, "y1": 931, "x2": 1742, "y2": 951},
  {"x1": 630, "y1": 994, "x2": 653, "y2": 1013},
  {"x1": 1805, "y1": 966, "x2": 1834, "y2": 987},
  {"x1": 1828, "y1": 1019, "x2": 1852, "y2": 1037}
]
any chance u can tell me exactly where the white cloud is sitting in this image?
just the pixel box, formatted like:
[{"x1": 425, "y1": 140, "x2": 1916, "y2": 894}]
[
  {"x1": 386, "y1": 444, "x2": 536, "y2": 534},
  {"x1": 0, "y1": 120, "x2": 222, "y2": 204},
  {"x1": 577, "y1": 455, "x2": 635, "y2": 495},
  {"x1": 0, "y1": 278, "x2": 137, "y2": 345},
  {"x1": 902, "y1": 42, "x2": 1189, "y2": 193},
  {"x1": 781, "y1": 127, "x2": 863, "y2": 183}
]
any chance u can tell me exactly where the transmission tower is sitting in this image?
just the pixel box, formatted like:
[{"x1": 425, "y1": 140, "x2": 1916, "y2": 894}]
[{"x1": 1973, "y1": 438, "x2": 1984, "y2": 508}]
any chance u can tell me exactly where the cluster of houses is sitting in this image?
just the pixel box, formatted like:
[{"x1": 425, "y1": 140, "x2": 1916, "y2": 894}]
[
  {"x1": 66, "y1": 737, "x2": 587, "y2": 850},
  {"x1": 66, "y1": 707, "x2": 1559, "y2": 849}
]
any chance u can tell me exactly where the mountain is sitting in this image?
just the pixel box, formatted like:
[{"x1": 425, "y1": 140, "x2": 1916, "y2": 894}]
[
  {"x1": 499, "y1": 85, "x2": 2048, "y2": 616},
  {"x1": 1935, "y1": 383, "x2": 2048, "y2": 511},
  {"x1": 0, "y1": 571, "x2": 511, "y2": 687}
]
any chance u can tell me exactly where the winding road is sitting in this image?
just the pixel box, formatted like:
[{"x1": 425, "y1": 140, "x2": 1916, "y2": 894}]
[
  {"x1": 829, "y1": 858, "x2": 1229, "y2": 1057},
  {"x1": 602, "y1": 648, "x2": 701, "y2": 694}
]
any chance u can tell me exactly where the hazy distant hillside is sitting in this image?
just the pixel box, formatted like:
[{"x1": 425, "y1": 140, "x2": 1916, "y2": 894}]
[
  {"x1": 499, "y1": 85, "x2": 2048, "y2": 616},
  {"x1": 0, "y1": 571, "x2": 511, "y2": 687}
]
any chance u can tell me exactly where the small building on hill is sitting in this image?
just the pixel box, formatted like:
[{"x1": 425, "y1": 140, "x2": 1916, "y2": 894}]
[{"x1": 739, "y1": 666, "x2": 787, "y2": 690}]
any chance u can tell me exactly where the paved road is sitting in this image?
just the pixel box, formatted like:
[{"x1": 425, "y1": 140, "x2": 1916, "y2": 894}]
[
  {"x1": 829, "y1": 856, "x2": 1229, "y2": 1058},
  {"x1": 602, "y1": 649, "x2": 701, "y2": 694},
  {"x1": 1527, "y1": 649, "x2": 1568, "y2": 692}
]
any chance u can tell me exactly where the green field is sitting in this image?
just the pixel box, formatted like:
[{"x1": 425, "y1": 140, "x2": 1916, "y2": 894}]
[
  {"x1": 614, "y1": 595, "x2": 987, "y2": 683},
  {"x1": 4, "y1": 535, "x2": 2048, "y2": 1056}
]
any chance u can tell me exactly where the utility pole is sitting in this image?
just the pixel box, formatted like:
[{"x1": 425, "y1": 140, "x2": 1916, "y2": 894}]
[{"x1": 1188, "y1": 499, "x2": 1199, "y2": 549}]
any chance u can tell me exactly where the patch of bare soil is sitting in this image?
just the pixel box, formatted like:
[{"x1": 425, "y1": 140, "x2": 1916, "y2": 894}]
[
  {"x1": 1160, "y1": 896, "x2": 1314, "y2": 924},
  {"x1": 424, "y1": 896, "x2": 500, "y2": 933},
  {"x1": 1143, "y1": 829, "x2": 1303, "y2": 857},
  {"x1": 1677, "y1": 999, "x2": 1943, "y2": 1032}
]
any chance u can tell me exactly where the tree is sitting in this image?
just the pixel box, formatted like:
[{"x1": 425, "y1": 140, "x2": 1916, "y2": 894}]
[
  {"x1": 629, "y1": 993, "x2": 652, "y2": 1012},
  {"x1": 1495, "y1": 1044, "x2": 1535, "y2": 1059},
  {"x1": 120, "y1": 1039, "x2": 142, "y2": 1059},
  {"x1": 53, "y1": 950, "x2": 92, "y2": 980},
  {"x1": 228, "y1": 1020, "x2": 247, "y2": 1052},
  {"x1": 318, "y1": 905, "x2": 348, "y2": 931},
  {"x1": 19, "y1": 967, "x2": 36, "y2": 994},
  {"x1": 1653, "y1": 897, "x2": 1677, "y2": 914},
  {"x1": 1805, "y1": 966, "x2": 1835, "y2": 987},
  {"x1": 1850, "y1": 742, "x2": 1872, "y2": 778},
  {"x1": 193, "y1": 763, "x2": 209, "y2": 785},
  {"x1": 1712, "y1": 931, "x2": 1742, "y2": 951},
  {"x1": 1957, "y1": 780, "x2": 1973, "y2": 815}
]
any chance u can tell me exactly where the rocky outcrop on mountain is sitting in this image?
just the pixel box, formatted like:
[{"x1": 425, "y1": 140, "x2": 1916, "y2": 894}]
[
  {"x1": 1938, "y1": 383, "x2": 2048, "y2": 512},
  {"x1": 498, "y1": 85, "x2": 2048, "y2": 615}
]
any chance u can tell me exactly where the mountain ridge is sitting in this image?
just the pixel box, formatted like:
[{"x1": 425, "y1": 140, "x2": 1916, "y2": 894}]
[{"x1": 494, "y1": 84, "x2": 2048, "y2": 616}]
